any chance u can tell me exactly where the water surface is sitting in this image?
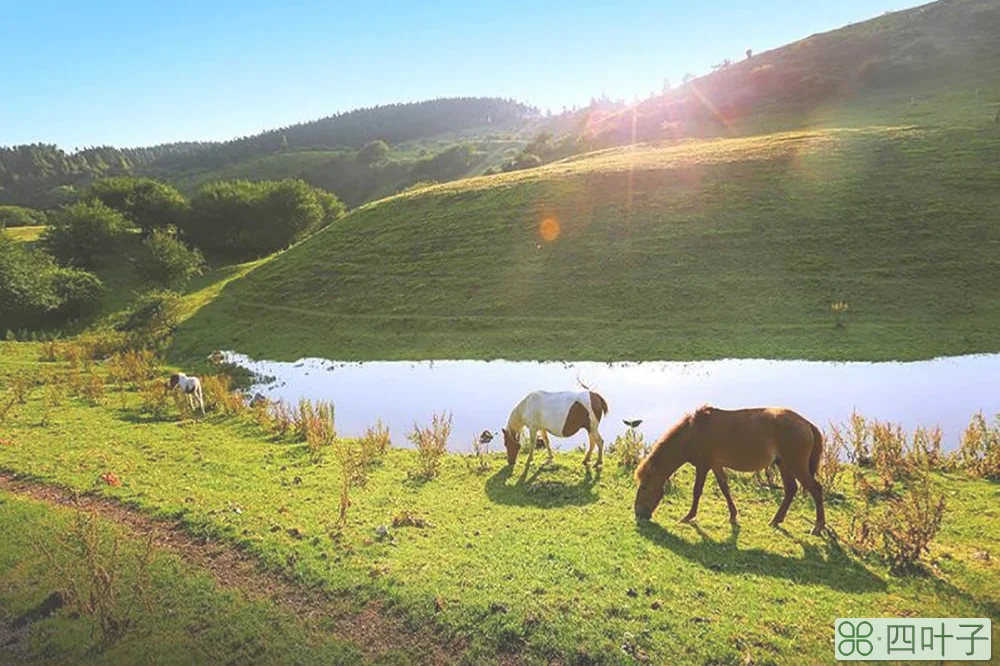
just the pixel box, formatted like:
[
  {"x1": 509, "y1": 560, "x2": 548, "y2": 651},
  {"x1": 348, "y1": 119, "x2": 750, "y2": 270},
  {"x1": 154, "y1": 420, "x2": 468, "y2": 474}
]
[{"x1": 224, "y1": 353, "x2": 1000, "y2": 452}]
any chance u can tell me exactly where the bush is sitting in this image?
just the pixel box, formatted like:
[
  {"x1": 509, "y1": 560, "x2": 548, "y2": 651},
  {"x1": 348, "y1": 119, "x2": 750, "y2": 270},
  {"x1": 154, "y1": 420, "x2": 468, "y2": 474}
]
[
  {"x1": 182, "y1": 179, "x2": 326, "y2": 257},
  {"x1": 86, "y1": 177, "x2": 188, "y2": 235},
  {"x1": 116, "y1": 290, "x2": 182, "y2": 349},
  {"x1": 819, "y1": 424, "x2": 845, "y2": 496},
  {"x1": 51, "y1": 267, "x2": 105, "y2": 320},
  {"x1": 305, "y1": 401, "x2": 336, "y2": 462},
  {"x1": 407, "y1": 412, "x2": 452, "y2": 479},
  {"x1": 41, "y1": 201, "x2": 131, "y2": 268},
  {"x1": 610, "y1": 428, "x2": 649, "y2": 470},
  {"x1": 959, "y1": 412, "x2": 1000, "y2": 480},
  {"x1": 0, "y1": 205, "x2": 46, "y2": 228},
  {"x1": 359, "y1": 419, "x2": 391, "y2": 466},
  {"x1": 0, "y1": 233, "x2": 103, "y2": 329},
  {"x1": 138, "y1": 227, "x2": 205, "y2": 290},
  {"x1": 878, "y1": 477, "x2": 946, "y2": 574}
]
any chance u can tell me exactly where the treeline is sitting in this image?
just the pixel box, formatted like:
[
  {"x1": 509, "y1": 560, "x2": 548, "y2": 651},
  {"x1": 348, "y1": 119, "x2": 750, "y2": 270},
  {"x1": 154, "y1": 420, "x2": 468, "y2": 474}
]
[
  {"x1": 0, "y1": 142, "x2": 211, "y2": 208},
  {"x1": 153, "y1": 97, "x2": 536, "y2": 171},
  {"x1": 0, "y1": 98, "x2": 537, "y2": 208},
  {"x1": 1, "y1": 176, "x2": 345, "y2": 331}
]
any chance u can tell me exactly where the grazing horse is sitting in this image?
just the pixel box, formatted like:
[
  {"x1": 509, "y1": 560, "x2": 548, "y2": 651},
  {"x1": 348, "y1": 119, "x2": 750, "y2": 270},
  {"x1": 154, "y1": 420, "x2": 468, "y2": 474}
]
[
  {"x1": 633, "y1": 405, "x2": 826, "y2": 535},
  {"x1": 169, "y1": 372, "x2": 205, "y2": 415},
  {"x1": 502, "y1": 390, "x2": 608, "y2": 468}
]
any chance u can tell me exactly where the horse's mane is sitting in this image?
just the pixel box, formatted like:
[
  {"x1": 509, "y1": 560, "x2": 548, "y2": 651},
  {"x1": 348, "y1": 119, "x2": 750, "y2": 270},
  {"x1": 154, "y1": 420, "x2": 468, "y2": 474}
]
[{"x1": 634, "y1": 405, "x2": 713, "y2": 482}]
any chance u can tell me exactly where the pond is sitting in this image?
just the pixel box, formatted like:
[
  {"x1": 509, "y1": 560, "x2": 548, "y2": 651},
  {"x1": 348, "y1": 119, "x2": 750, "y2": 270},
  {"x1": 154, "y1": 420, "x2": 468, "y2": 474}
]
[{"x1": 222, "y1": 353, "x2": 1000, "y2": 452}]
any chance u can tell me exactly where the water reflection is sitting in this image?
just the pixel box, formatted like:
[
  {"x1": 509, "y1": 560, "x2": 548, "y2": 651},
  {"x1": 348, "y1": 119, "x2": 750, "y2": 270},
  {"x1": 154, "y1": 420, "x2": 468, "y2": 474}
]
[{"x1": 223, "y1": 353, "x2": 1000, "y2": 452}]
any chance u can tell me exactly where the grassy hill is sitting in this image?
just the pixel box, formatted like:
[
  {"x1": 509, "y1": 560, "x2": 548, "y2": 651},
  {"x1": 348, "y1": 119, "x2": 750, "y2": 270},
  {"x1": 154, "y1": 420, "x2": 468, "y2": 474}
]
[{"x1": 172, "y1": 122, "x2": 1000, "y2": 363}]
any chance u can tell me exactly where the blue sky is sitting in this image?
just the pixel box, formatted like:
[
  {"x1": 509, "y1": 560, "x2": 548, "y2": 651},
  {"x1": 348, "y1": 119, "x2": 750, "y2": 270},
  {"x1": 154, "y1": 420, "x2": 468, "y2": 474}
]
[{"x1": 2, "y1": 0, "x2": 924, "y2": 149}]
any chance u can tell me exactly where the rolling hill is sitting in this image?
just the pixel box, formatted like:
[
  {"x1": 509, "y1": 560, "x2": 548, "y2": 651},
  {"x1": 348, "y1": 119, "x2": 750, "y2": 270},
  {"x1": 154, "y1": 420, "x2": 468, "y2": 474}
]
[{"x1": 170, "y1": 0, "x2": 1000, "y2": 363}]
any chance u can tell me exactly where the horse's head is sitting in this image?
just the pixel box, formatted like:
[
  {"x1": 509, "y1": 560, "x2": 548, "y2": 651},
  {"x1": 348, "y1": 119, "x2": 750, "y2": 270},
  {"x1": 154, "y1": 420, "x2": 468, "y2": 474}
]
[
  {"x1": 501, "y1": 427, "x2": 520, "y2": 466},
  {"x1": 633, "y1": 411, "x2": 698, "y2": 519},
  {"x1": 168, "y1": 373, "x2": 180, "y2": 389}
]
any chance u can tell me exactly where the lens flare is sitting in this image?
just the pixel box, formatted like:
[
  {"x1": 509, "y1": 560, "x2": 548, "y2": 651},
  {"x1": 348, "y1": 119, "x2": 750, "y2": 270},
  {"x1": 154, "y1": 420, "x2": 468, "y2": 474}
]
[{"x1": 539, "y1": 217, "x2": 561, "y2": 242}]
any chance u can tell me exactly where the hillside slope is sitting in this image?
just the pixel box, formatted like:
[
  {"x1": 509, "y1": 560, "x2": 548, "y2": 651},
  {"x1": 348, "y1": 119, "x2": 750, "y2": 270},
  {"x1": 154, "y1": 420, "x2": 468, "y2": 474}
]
[
  {"x1": 172, "y1": 123, "x2": 1000, "y2": 362},
  {"x1": 580, "y1": 0, "x2": 1000, "y2": 147}
]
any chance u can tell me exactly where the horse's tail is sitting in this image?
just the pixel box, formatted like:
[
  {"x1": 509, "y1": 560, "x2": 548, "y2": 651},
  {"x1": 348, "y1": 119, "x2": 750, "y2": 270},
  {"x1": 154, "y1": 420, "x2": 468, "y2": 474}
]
[
  {"x1": 808, "y1": 422, "x2": 823, "y2": 478},
  {"x1": 590, "y1": 392, "x2": 609, "y2": 420}
]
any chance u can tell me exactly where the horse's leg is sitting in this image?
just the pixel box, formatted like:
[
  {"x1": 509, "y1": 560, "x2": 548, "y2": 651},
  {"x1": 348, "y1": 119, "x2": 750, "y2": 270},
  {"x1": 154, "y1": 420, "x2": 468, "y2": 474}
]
[
  {"x1": 770, "y1": 464, "x2": 798, "y2": 527},
  {"x1": 713, "y1": 468, "x2": 738, "y2": 524},
  {"x1": 590, "y1": 415, "x2": 604, "y2": 468},
  {"x1": 680, "y1": 465, "x2": 708, "y2": 523},
  {"x1": 784, "y1": 457, "x2": 826, "y2": 535},
  {"x1": 525, "y1": 428, "x2": 538, "y2": 467},
  {"x1": 582, "y1": 431, "x2": 595, "y2": 467},
  {"x1": 541, "y1": 431, "x2": 554, "y2": 463}
]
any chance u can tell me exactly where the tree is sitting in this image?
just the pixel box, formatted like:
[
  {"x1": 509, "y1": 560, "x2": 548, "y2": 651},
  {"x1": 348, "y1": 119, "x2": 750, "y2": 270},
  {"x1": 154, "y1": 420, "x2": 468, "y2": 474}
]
[
  {"x1": 40, "y1": 200, "x2": 131, "y2": 268},
  {"x1": 357, "y1": 140, "x2": 390, "y2": 166},
  {"x1": 280, "y1": 134, "x2": 289, "y2": 151},
  {"x1": 138, "y1": 227, "x2": 205, "y2": 290},
  {"x1": 182, "y1": 179, "x2": 325, "y2": 257},
  {"x1": 86, "y1": 177, "x2": 188, "y2": 234},
  {"x1": 0, "y1": 205, "x2": 46, "y2": 228},
  {"x1": 662, "y1": 78, "x2": 672, "y2": 94},
  {"x1": 682, "y1": 72, "x2": 695, "y2": 85},
  {"x1": 746, "y1": 48, "x2": 753, "y2": 59},
  {"x1": 0, "y1": 233, "x2": 104, "y2": 329}
]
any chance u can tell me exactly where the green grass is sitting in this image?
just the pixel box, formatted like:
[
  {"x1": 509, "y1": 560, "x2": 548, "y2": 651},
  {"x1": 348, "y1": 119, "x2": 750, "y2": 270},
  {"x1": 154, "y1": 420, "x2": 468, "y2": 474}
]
[
  {"x1": 0, "y1": 490, "x2": 376, "y2": 666},
  {"x1": 2, "y1": 343, "x2": 998, "y2": 664},
  {"x1": 172, "y1": 125, "x2": 1000, "y2": 363}
]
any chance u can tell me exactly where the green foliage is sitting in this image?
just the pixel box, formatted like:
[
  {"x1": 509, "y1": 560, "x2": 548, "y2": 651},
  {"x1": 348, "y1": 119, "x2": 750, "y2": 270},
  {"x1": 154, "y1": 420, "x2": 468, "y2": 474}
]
[
  {"x1": 0, "y1": 205, "x2": 46, "y2": 228},
  {"x1": 138, "y1": 227, "x2": 205, "y2": 290},
  {"x1": 357, "y1": 140, "x2": 390, "y2": 165},
  {"x1": 40, "y1": 200, "x2": 131, "y2": 268},
  {"x1": 0, "y1": 233, "x2": 104, "y2": 329},
  {"x1": 87, "y1": 177, "x2": 188, "y2": 234},
  {"x1": 116, "y1": 290, "x2": 182, "y2": 348},
  {"x1": 183, "y1": 179, "x2": 325, "y2": 257}
]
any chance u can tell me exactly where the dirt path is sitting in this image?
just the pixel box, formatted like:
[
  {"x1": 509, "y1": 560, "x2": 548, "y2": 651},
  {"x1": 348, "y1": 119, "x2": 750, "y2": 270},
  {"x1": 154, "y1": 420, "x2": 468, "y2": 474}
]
[{"x1": 0, "y1": 472, "x2": 466, "y2": 665}]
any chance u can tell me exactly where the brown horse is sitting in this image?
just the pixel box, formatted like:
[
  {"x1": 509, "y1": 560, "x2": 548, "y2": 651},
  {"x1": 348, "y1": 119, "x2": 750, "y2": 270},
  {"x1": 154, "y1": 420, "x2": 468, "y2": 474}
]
[{"x1": 633, "y1": 405, "x2": 826, "y2": 535}]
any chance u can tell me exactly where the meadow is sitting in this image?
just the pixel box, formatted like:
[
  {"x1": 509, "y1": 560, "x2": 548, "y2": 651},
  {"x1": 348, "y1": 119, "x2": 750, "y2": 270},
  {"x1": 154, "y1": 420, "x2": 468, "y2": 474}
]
[{"x1": 1, "y1": 341, "x2": 998, "y2": 664}]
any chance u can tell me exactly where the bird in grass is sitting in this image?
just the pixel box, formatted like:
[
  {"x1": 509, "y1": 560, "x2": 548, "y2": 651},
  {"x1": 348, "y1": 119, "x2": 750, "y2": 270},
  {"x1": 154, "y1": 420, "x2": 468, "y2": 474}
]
[{"x1": 623, "y1": 419, "x2": 643, "y2": 429}]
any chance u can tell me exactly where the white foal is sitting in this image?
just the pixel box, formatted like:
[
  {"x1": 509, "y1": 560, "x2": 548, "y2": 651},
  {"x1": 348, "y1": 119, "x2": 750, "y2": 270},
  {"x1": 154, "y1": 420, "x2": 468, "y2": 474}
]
[
  {"x1": 169, "y1": 372, "x2": 205, "y2": 415},
  {"x1": 502, "y1": 390, "x2": 609, "y2": 468}
]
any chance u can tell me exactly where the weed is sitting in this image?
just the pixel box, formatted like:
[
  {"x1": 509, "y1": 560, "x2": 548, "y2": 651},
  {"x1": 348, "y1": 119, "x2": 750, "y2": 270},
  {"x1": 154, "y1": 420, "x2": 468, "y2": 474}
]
[
  {"x1": 407, "y1": 412, "x2": 452, "y2": 480},
  {"x1": 846, "y1": 411, "x2": 871, "y2": 466},
  {"x1": 201, "y1": 373, "x2": 245, "y2": 416},
  {"x1": 305, "y1": 401, "x2": 336, "y2": 462},
  {"x1": 870, "y1": 420, "x2": 909, "y2": 492},
  {"x1": 831, "y1": 300, "x2": 849, "y2": 328},
  {"x1": 138, "y1": 379, "x2": 172, "y2": 420},
  {"x1": 878, "y1": 474, "x2": 947, "y2": 574},
  {"x1": 818, "y1": 424, "x2": 845, "y2": 496},
  {"x1": 958, "y1": 412, "x2": 1000, "y2": 479},
  {"x1": 392, "y1": 509, "x2": 432, "y2": 528},
  {"x1": 359, "y1": 419, "x2": 391, "y2": 467},
  {"x1": 81, "y1": 371, "x2": 105, "y2": 407},
  {"x1": 609, "y1": 428, "x2": 649, "y2": 470},
  {"x1": 37, "y1": 511, "x2": 155, "y2": 646}
]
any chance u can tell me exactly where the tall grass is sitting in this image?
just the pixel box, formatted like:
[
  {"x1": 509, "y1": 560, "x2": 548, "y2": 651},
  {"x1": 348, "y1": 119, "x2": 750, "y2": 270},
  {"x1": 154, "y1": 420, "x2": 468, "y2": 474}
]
[
  {"x1": 610, "y1": 428, "x2": 649, "y2": 470},
  {"x1": 407, "y1": 412, "x2": 452, "y2": 480}
]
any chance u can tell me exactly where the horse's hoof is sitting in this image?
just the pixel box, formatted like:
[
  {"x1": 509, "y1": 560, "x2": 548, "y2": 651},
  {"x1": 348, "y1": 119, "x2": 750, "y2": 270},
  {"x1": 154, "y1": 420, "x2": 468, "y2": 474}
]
[
  {"x1": 811, "y1": 525, "x2": 825, "y2": 536},
  {"x1": 769, "y1": 520, "x2": 781, "y2": 528},
  {"x1": 729, "y1": 517, "x2": 739, "y2": 525},
  {"x1": 680, "y1": 515, "x2": 695, "y2": 524}
]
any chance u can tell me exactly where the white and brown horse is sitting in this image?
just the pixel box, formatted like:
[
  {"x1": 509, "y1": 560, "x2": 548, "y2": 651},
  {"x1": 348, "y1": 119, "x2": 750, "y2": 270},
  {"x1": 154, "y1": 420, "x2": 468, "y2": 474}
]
[
  {"x1": 502, "y1": 390, "x2": 609, "y2": 468},
  {"x1": 168, "y1": 372, "x2": 205, "y2": 415}
]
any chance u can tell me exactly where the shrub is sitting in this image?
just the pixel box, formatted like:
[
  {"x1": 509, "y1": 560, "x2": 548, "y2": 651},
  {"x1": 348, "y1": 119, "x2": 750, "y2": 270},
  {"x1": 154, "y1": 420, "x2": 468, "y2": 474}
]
[
  {"x1": 51, "y1": 267, "x2": 105, "y2": 320},
  {"x1": 86, "y1": 177, "x2": 188, "y2": 234},
  {"x1": 138, "y1": 379, "x2": 172, "y2": 420},
  {"x1": 81, "y1": 371, "x2": 105, "y2": 406},
  {"x1": 137, "y1": 227, "x2": 205, "y2": 290},
  {"x1": 0, "y1": 205, "x2": 47, "y2": 228},
  {"x1": 959, "y1": 412, "x2": 1000, "y2": 479},
  {"x1": 0, "y1": 233, "x2": 103, "y2": 330},
  {"x1": 909, "y1": 425, "x2": 948, "y2": 470},
  {"x1": 182, "y1": 179, "x2": 326, "y2": 257},
  {"x1": 359, "y1": 419, "x2": 391, "y2": 467},
  {"x1": 305, "y1": 401, "x2": 336, "y2": 462},
  {"x1": 37, "y1": 511, "x2": 155, "y2": 646},
  {"x1": 878, "y1": 476, "x2": 946, "y2": 574},
  {"x1": 610, "y1": 428, "x2": 649, "y2": 470},
  {"x1": 41, "y1": 200, "x2": 131, "y2": 268},
  {"x1": 819, "y1": 424, "x2": 845, "y2": 495},
  {"x1": 407, "y1": 412, "x2": 452, "y2": 479},
  {"x1": 846, "y1": 411, "x2": 871, "y2": 466},
  {"x1": 117, "y1": 290, "x2": 182, "y2": 349},
  {"x1": 200, "y1": 373, "x2": 245, "y2": 416},
  {"x1": 870, "y1": 420, "x2": 909, "y2": 492}
]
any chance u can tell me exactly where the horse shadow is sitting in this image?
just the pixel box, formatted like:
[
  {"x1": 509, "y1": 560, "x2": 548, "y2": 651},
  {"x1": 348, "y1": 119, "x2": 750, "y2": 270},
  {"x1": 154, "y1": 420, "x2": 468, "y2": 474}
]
[
  {"x1": 635, "y1": 519, "x2": 888, "y2": 593},
  {"x1": 484, "y1": 463, "x2": 602, "y2": 508}
]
